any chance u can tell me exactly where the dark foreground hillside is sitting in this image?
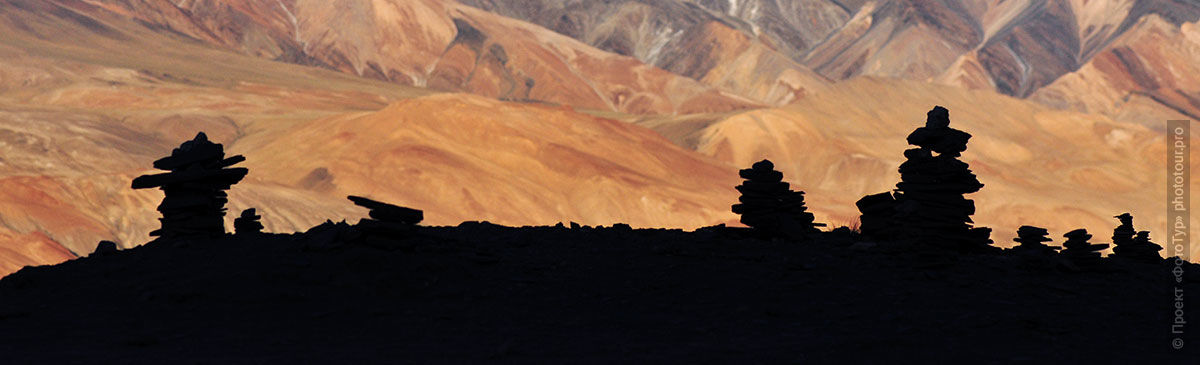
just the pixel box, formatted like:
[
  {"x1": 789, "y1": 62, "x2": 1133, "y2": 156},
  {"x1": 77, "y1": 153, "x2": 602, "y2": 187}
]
[{"x1": 0, "y1": 222, "x2": 1197, "y2": 363}]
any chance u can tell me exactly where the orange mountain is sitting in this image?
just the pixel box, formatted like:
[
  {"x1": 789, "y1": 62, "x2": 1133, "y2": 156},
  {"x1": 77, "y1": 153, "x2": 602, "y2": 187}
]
[
  {"x1": 41, "y1": 0, "x2": 758, "y2": 114},
  {"x1": 244, "y1": 94, "x2": 740, "y2": 228},
  {"x1": 0, "y1": 0, "x2": 1197, "y2": 277},
  {"x1": 637, "y1": 76, "x2": 1200, "y2": 255},
  {"x1": 1031, "y1": 16, "x2": 1200, "y2": 128}
]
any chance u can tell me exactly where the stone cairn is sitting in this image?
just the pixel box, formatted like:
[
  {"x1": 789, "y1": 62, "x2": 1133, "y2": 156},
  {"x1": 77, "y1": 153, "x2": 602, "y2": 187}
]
[
  {"x1": 1060, "y1": 229, "x2": 1108, "y2": 263},
  {"x1": 132, "y1": 132, "x2": 247, "y2": 240},
  {"x1": 856, "y1": 192, "x2": 898, "y2": 239},
  {"x1": 234, "y1": 208, "x2": 265, "y2": 236},
  {"x1": 1009, "y1": 225, "x2": 1059, "y2": 255},
  {"x1": 348, "y1": 195, "x2": 424, "y2": 237},
  {"x1": 857, "y1": 106, "x2": 992, "y2": 250},
  {"x1": 1134, "y1": 231, "x2": 1164, "y2": 257},
  {"x1": 1110, "y1": 213, "x2": 1163, "y2": 262},
  {"x1": 1110, "y1": 213, "x2": 1136, "y2": 248},
  {"x1": 731, "y1": 159, "x2": 824, "y2": 238}
]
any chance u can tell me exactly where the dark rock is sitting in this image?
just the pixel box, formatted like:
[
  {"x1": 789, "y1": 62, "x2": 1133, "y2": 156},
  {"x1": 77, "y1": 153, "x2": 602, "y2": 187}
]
[
  {"x1": 856, "y1": 106, "x2": 992, "y2": 250},
  {"x1": 91, "y1": 240, "x2": 118, "y2": 256},
  {"x1": 1060, "y1": 229, "x2": 1108, "y2": 257},
  {"x1": 347, "y1": 196, "x2": 423, "y2": 225},
  {"x1": 347, "y1": 195, "x2": 423, "y2": 242},
  {"x1": 855, "y1": 192, "x2": 898, "y2": 239},
  {"x1": 234, "y1": 208, "x2": 264, "y2": 236},
  {"x1": 1009, "y1": 225, "x2": 1059, "y2": 255},
  {"x1": 731, "y1": 159, "x2": 824, "y2": 239},
  {"x1": 1058, "y1": 228, "x2": 1109, "y2": 270},
  {"x1": 298, "y1": 220, "x2": 359, "y2": 250},
  {"x1": 1111, "y1": 213, "x2": 1136, "y2": 246},
  {"x1": 131, "y1": 132, "x2": 247, "y2": 239},
  {"x1": 1109, "y1": 214, "x2": 1163, "y2": 262}
]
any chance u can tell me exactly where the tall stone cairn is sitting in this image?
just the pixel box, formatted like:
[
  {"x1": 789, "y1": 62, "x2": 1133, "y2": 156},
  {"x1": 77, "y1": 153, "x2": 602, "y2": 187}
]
[
  {"x1": 132, "y1": 132, "x2": 247, "y2": 239},
  {"x1": 892, "y1": 106, "x2": 992, "y2": 249},
  {"x1": 1109, "y1": 213, "x2": 1163, "y2": 262},
  {"x1": 731, "y1": 159, "x2": 823, "y2": 237},
  {"x1": 855, "y1": 106, "x2": 993, "y2": 247}
]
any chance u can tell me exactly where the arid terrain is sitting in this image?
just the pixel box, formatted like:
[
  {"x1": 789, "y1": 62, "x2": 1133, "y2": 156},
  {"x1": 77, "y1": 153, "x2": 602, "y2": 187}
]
[{"x1": 1, "y1": 0, "x2": 1198, "y2": 276}]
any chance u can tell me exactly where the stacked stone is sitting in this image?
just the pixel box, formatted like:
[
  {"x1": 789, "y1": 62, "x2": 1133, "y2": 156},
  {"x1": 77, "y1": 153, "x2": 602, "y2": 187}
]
[
  {"x1": 1126, "y1": 231, "x2": 1164, "y2": 261},
  {"x1": 855, "y1": 192, "x2": 898, "y2": 239},
  {"x1": 1059, "y1": 229, "x2": 1108, "y2": 261},
  {"x1": 348, "y1": 195, "x2": 424, "y2": 237},
  {"x1": 889, "y1": 106, "x2": 992, "y2": 250},
  {"x1": 234, "y1": 208, "x2": 265, "y2": 236},
  {"x1": 731, "y1": 159, "x2": 822, "y2": 237},
  {"x1": 1009, "y1": 226, "x2": 1059, "y2": 255},
  {"x1": 1110, "y1": 213, "x2": 1163, "y2": 262},
  {"x1": 780, "y1": 190, "x2": 825, "y2": 233},
  {"x1": 1110, "y1": 213, "x2": 1136, "y2": 249},
  {"x1": 131, "y1": 132, "x2": 247, "y2": 239}
]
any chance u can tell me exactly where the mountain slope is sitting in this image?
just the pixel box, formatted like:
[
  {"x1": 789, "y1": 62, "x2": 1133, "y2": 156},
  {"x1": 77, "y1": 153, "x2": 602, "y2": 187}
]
[
  {"x1": 0, "y1": 0, "x2": 748, "y2": 275},
  {"x1": 0, "y1": 1, "x2": 424, "y2": 273},
  {"x1": 245, "y1": 93, "x2": 740, "y2": 228},
  {"x1": 2, "y1": 0, "x2": 1197, "y2": 273},
  {"x1": 634, "y1": 77, "x2": 1200, "y2": 256},
  {"x1": 460, "y1": 0, "x2": 832, "y2": 105},
  {"x1": 0, "y1": 9, "x2": 429, "y2": 266},
  {"x1": 465, "y1": 0, "x2": 1200, "y2": 108},
  {"x1": 34, "y1": 0, "x2": 757, "y2": 114},
  {"x1": 1030, "y1": 16, "x2": 1200, "y2": 129}
]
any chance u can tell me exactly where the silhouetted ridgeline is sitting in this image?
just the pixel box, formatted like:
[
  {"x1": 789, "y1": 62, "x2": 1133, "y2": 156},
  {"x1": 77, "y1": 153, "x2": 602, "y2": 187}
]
[{"x1": 0, "y1": 109, "x2": 1196, "y2": 362}]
